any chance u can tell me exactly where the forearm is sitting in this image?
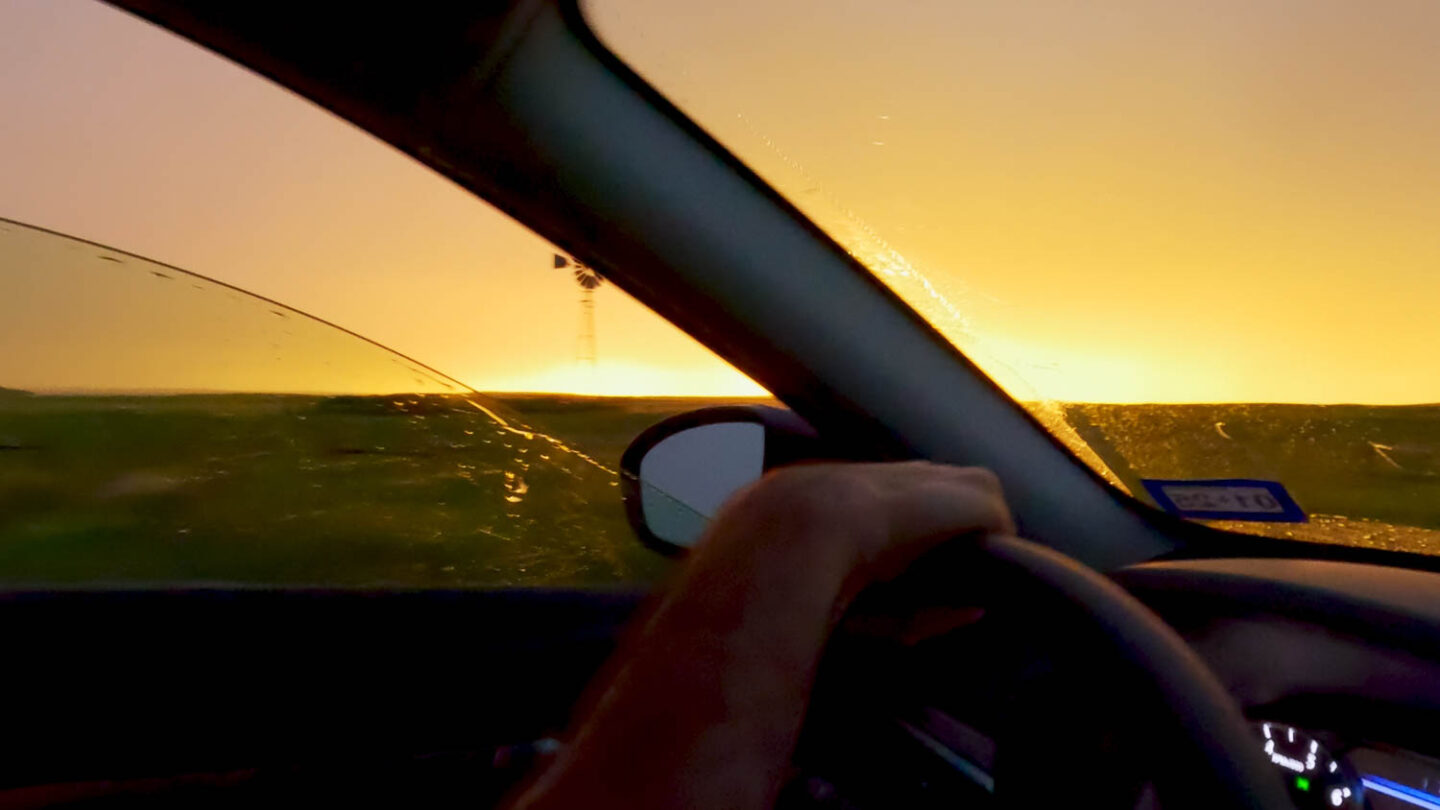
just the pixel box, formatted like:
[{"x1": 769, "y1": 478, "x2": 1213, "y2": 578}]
[
  {"x1": 509, "y1": 463, "x2": 1012, "y2": 810},
  {"x1": 513, "y1": 511, "x2": 856, "y2": 810}
]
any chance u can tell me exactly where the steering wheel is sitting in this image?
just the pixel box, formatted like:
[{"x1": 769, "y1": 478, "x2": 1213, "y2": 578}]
[{"x1": 805, "y1": 534, "x2": 1296, "y2": 810}]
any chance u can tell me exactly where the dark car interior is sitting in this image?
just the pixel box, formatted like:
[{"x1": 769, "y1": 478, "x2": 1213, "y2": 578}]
[{"x1": 5, "y1": 3, "x2": 1440, "y2": 809}]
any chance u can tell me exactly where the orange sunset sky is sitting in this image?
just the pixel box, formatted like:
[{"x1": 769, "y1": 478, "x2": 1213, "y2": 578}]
[{"x1": 4, "y1": 1, "x2": 1440, "y2": 403}]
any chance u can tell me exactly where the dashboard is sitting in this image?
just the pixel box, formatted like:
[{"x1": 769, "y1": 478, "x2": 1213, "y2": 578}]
[
  {"x1": 1121, "y1": 557, "x2": 1440, "y2": 810},
  {"x1": 1253, "y1": 721, "x2": 1440, "y2": 809},
  {"x1": 797, "y1": 555, "x2": 1440, "y2": 809},
  {"x1": 872, "y1": 712, "x2": 1440, "y2": 810}
]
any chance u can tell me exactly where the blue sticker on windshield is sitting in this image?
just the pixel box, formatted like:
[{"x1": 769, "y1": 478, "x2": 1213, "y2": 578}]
[{"x1": 1140, "y1": 478, "x2": 1307, "y2": 523}]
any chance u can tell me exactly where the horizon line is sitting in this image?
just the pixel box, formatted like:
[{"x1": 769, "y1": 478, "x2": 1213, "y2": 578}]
[{"x1": 5, "y1": 386, "x2": 1440, "y2": 407}]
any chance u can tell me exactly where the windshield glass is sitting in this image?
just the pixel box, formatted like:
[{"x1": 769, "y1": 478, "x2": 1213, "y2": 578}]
[{"x1": 590, "y1": 0, "x2": 1440, "y2": 554}]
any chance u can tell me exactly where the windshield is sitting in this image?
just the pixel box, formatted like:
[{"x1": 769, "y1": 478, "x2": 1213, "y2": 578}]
[{"x1": 589, "y1": 0, "x2": 1440, "y2": 554}]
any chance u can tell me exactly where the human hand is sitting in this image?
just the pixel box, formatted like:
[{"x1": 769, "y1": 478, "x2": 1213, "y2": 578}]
[
  {"x1": 688, "y1": 460, "x2": 1015, "y2": 605},
  {"x1": 512, "y1": 461, "x2": 1013, "y2": 810}
]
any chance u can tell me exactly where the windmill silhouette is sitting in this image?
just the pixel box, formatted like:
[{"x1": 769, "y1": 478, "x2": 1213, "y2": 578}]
[{"x1": 552, "y1": 254, "x2": 603, "y2": 366}]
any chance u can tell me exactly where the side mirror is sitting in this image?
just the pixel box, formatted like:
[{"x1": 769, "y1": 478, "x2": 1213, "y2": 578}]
[{"x1": 620, "y1": 406, "x2": 831, "y2": 555}]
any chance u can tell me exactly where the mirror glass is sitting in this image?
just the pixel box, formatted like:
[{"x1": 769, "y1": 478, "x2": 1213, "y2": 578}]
[{"x1": 638, "y1": 422, "x2": 765, "y2": 548}]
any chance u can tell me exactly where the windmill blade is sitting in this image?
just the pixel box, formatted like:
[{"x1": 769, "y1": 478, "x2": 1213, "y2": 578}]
[{"x1": 574, "y1": 267, "x2": 604, "y2": 290}]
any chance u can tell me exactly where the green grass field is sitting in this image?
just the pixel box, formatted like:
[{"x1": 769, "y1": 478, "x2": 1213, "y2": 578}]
[
  {"x1": 2, "y1": 392, "x2": 1438, "y2": 588},
  {"x1": 0, "y1": 390, "x2": 768, "y2": 587},
  {"x1": 1064, "y1": 403, "x2": 1440, "y2": 554}
]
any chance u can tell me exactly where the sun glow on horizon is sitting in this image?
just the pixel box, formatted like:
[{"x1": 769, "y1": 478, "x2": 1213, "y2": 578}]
[
  {"x1": 474, "y1": 360, "x2": 770, "y2": 399},
  {"x1": 593, "y1": 0, "x2": 1440, "y2": 406},
  {"x1": 7, "y1": 2, "x2": 1440, "y2": 403},
  {"x1": 0, "y1": 2, "x2": 776, "y2": 401}
]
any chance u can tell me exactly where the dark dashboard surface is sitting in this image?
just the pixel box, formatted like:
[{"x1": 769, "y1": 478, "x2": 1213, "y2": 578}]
[
  {"x1": 1116, "y1": 559, "x2": 1440, "y2": 755},
  {"x1": 798, "y1": 557, "x2": 1440, "y2": 809},
  {"x1": 4, "y1": 557, "x2": 1440, "y2": 808},
  {"x1": 1121, "y1": 558, "x2": 1440, "y2": 808}
]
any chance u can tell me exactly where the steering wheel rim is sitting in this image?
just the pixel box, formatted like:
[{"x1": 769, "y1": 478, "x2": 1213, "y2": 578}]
[{"x1": 949, "y1": 534, "x2": 1295, "y2": 809}]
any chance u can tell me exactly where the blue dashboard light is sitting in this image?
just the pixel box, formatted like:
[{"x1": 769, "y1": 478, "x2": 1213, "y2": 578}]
[{"x1": 1362, "y1": 775, "x2": 1440, "y2": 809}]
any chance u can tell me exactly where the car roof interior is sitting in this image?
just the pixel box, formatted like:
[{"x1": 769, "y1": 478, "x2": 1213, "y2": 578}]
[{"x1": 5, "y1": 2, "x2": 1440, "y2": 807}]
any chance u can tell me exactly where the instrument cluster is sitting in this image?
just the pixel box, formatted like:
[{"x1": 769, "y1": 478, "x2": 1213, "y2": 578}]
[{"x1": 1256, "y1": 722, "x2": 1440, "y2": 809}]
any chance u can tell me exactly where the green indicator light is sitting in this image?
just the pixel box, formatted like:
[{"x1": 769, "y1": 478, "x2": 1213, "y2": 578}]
[{"x1": 1295, "y1": 777, "x2": 1311, "y2": 792}]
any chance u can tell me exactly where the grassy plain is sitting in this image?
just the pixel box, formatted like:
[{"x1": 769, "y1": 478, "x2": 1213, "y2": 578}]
[
  {"x1": 1065, "y1": 403, "x2": 1440, "y2": 553},
  {"x1": 2, "y1": 392, "x2": 1438, "y2": 588},
  {"x1": 0, "y1": 390, "x2": 767, "y2": 587}
]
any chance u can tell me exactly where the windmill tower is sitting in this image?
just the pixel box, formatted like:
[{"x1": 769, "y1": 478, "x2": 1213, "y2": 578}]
[{"x1": 552, "y1": 254, "x2": 604, "y2": 366}]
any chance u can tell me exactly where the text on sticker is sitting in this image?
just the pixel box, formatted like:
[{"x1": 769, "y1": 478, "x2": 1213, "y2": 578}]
[{"x1": 1158, "y1": 485, "x2": 1286, "y2": 514}]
